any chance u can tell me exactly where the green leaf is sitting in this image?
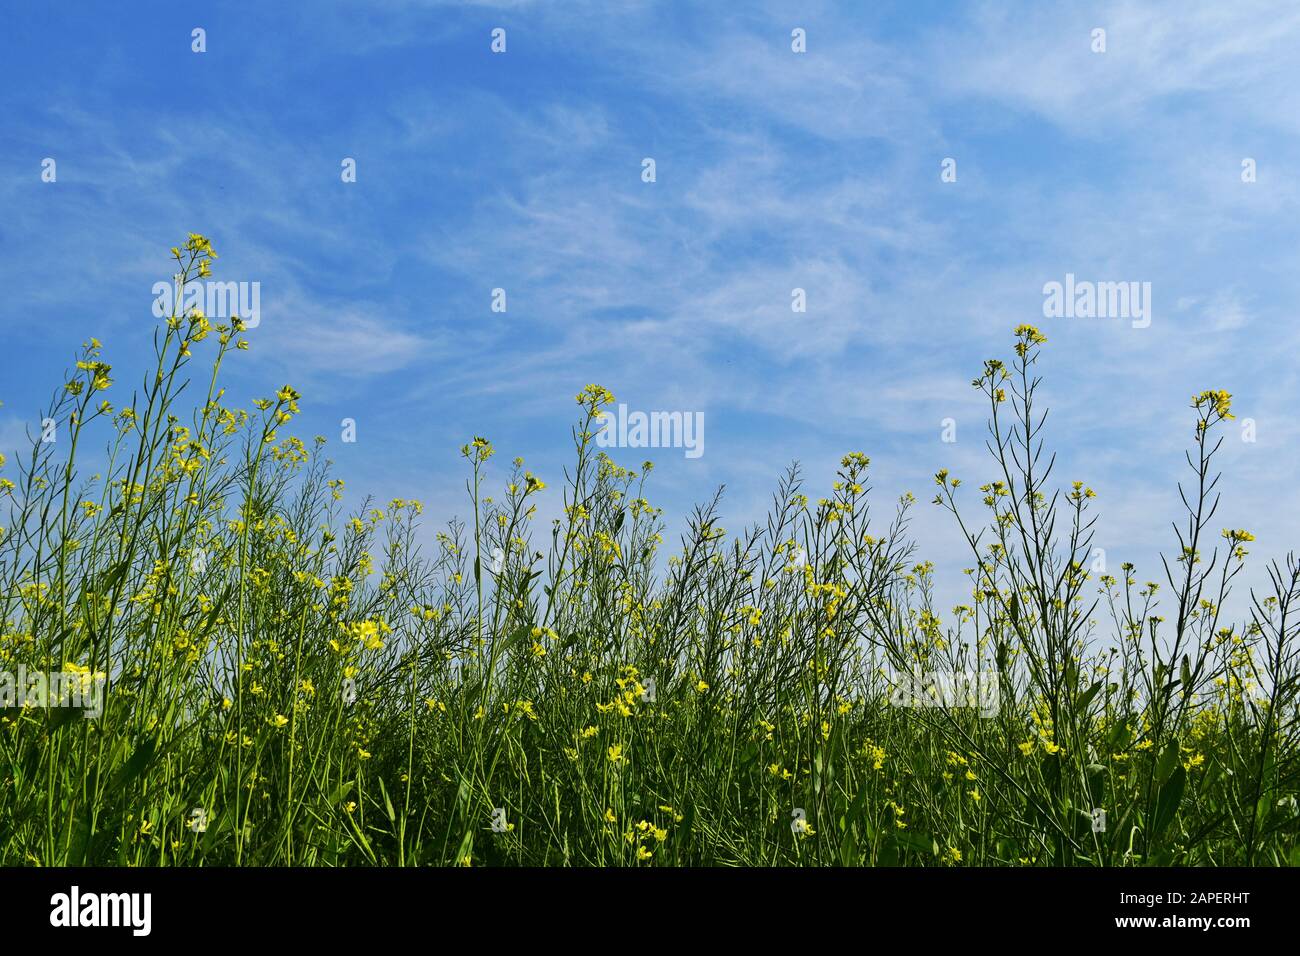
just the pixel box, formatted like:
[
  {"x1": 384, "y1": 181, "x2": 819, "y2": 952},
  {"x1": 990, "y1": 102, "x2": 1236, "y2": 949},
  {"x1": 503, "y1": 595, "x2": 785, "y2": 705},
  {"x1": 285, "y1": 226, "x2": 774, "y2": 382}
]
[
  {"x1": 452, "y1": 827, "x2": 474, "y2": 866},
  {"x1": 499, "y1": 625, "x2": 531, "y2": 654},
  {"x1": 327, "y1": 780, "x2": 356, "y2": 806},
  {"x1": 847, "y1": 779, "x2": 871, "y2": 826},
  {"x1": 377, "y1": 776, "x2": 396, "y2": 825},
  {"x1": 1076, "y1": 679, "x2": 1104, "y2": 714},
  {"x1": 877, "y1": 838, "x2": 899, "y2": 867},
  {"x1": 47, "y1": 704, "x2": 82, "y2": 734},
  {"x1": 98, "y1": 560, "x2": 130, "y2": 596},
  {"x1": 200, "y1": 803, "x2": 231, "y2": 855},
  {"x1": 891, "y1": 829, "x2": 935, "y2": 856},
  {"x1": 1107, "y1": 716, "x2": 1134, "y2": 752},
  {"x1": 1153, "y1": 765, "x2": 1186, "y2": 836},
  {"x1": 112, "y1": 733, "x2": 158, "y2": 788},
  {"x1": 1155, "y1": 740, "x2": 1180, "y2": 785},
  {"x1": 65, "y1": 815, "x2": 93, "y2": 866},
  {"x1": 1202, "y1": 756, "x2": 1222, "y2": 790},
  {"x1": 839, "y1": 826, "x2": 859, "y2": 867},
  {"x1": 1041, "y1": 750, "x2": 1062, "y2": 789}
]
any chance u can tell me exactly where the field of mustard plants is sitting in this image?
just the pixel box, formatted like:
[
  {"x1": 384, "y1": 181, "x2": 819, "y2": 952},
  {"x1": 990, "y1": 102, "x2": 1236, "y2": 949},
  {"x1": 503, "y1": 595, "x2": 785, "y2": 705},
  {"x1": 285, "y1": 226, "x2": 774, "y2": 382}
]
[{"x1": 1, "y1": 236, "x2": 1297, "y2": 867}]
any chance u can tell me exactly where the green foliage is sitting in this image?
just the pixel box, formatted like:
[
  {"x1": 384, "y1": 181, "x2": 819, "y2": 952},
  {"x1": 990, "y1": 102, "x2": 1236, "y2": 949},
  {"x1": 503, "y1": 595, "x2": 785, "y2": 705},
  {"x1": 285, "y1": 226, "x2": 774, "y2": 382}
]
[{"x1": 0, "y1": 239, "x2": 1297, "y2": 866}]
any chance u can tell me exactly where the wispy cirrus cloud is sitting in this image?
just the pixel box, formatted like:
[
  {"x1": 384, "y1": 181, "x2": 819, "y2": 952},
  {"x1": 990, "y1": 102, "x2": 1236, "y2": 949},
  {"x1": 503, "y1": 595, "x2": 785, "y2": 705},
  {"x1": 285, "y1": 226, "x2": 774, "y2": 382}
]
[{"x1": 1, "y1": 0, "x2": 1296, "y2": 616}]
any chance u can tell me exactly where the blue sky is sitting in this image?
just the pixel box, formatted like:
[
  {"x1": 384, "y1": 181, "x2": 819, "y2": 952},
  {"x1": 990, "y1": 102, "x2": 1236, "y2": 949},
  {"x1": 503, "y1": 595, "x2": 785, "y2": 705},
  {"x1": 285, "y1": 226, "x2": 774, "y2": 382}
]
[{"x1": 2, "y1": 0, "x2": 1298, "y2": 615}]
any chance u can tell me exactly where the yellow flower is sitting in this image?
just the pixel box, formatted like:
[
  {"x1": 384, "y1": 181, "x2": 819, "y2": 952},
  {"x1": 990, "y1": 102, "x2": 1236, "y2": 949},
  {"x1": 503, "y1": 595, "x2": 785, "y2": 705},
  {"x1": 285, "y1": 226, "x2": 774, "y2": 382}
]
[
  {"x1": 461, "y1": 436, "x2": 495, "y2": 462},
  {"x1": 1193, "y1": 389, "x2": 1234, "y2": 419},
  {"x1": 575, "y1": 384, "x2": 616, "y2": 412},
  {"x1": 607, "y1": 744, "x2": 625, "y2": 764},
  {"x1": 269, "y1": 713, "x2": 289, "y2": 728},
  {"x1": 512, "y1": 700, "x2": 538, "y2": 721},
  {"x1": 863, "y1": 742, "x2": 886, "y2": 770},
  {"x1": 604, "y1": 808, "x2": 617, "y2": 823}
]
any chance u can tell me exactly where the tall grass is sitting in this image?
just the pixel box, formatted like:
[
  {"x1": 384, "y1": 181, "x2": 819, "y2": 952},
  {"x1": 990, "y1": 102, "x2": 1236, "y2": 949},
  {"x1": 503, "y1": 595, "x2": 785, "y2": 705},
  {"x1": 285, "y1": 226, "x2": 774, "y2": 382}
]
[{"x1": 1, "y1": 236, "x2": 1297, "y2": 866}]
